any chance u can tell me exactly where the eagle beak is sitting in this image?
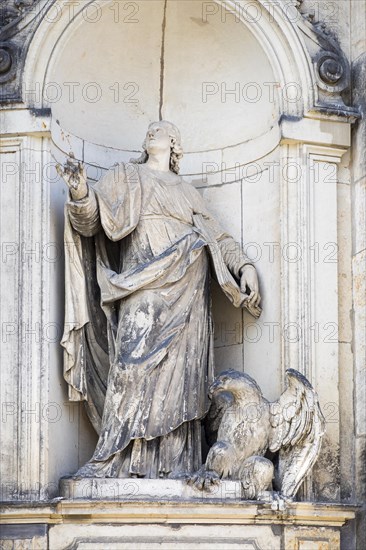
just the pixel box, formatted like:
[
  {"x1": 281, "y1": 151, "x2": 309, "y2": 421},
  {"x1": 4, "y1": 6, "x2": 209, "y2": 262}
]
[{"x1": 208, "y1": 377, "x2": 224, "y2": 397}]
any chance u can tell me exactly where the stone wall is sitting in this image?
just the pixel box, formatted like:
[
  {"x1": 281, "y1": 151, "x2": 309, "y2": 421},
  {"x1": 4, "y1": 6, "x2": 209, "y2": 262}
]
[{"x1": 0, "y1": 1, "x2": 365, "y2": 548}]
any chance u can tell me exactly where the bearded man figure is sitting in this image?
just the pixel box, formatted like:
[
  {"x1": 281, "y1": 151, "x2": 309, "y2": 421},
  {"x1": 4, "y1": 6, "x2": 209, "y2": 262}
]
[{"x1": 59, "y1": 121, "x2": 261, "y2": 479}]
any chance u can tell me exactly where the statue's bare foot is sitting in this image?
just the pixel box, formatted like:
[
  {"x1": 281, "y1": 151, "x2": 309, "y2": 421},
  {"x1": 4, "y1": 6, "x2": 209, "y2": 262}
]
[{"x1": 186, "y1": 468, "x2": 221, "y2": 491}]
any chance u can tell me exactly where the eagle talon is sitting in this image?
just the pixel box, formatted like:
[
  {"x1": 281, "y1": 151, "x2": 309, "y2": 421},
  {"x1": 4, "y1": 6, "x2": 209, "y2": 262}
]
[{"x1": 186, "y1": 468, "x2": 220, "y2": 492}]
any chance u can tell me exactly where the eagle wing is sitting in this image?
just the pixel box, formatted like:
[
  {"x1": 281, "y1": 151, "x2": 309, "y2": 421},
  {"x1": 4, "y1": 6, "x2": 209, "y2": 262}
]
[
  {"x1": 204, "y1": 390, "x2": 234, "y2": 447},
  {"x1": 268, "y1": 369, "x2": 325, "y2": 498}
]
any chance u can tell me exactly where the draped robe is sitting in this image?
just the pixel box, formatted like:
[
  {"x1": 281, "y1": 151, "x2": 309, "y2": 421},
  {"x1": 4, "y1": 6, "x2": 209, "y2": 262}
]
[{"x1": 62, "y1": 162, "x2": 253, "y2": 477}]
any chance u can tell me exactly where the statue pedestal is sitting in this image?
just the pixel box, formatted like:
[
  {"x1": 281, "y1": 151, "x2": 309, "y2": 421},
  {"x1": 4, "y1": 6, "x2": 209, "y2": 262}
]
[{"x1": 0, "y1": 491, "x2": 356, "y2": 550}]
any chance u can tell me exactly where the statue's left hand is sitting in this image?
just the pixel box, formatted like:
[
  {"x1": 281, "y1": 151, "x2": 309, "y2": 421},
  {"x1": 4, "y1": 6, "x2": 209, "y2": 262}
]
[{"x1": 240, "y1": 265, "x2": 261, "y2": 308}]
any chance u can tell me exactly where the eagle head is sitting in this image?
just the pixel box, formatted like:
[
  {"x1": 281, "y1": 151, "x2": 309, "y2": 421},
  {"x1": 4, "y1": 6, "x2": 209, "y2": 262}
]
[{"x1": 209, "y1": 369, "x2": 263, "y2": 402}]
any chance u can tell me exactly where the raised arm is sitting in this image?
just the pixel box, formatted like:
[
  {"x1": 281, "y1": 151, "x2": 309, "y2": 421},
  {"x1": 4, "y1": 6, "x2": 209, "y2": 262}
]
[{"x1": 57, "y1": 155, "x2": 101, "y2": 237}]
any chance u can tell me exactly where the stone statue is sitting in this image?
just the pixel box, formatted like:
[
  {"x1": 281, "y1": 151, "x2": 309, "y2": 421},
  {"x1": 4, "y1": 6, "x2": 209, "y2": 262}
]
[
  {"x1": 58, "y1": 121, "x2": 261, "y2": 479},
  {"x1": 190, "y1": 368, "x2": 325, "y2": 503}
]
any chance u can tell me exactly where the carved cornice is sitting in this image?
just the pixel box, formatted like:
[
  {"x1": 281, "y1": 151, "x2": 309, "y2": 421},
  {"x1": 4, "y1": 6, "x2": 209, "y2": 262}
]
[{"x1": 0, "y1": 499, "x2": 357, "y2": 527}]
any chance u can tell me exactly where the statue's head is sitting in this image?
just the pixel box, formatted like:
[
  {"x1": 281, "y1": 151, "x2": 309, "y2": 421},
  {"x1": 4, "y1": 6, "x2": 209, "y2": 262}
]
[{"x1": 133, "y1": 120, "x2": 183, "y2": 174}]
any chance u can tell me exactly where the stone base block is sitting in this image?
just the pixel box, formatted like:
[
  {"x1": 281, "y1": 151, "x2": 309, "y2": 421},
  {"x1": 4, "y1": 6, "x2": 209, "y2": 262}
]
[{"x1": 60, "y1": 477, "x2": 242, "y2": 502}]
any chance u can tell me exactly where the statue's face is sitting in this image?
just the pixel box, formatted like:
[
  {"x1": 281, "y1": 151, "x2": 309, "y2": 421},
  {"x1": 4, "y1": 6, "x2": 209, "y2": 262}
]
[{"x1": 145, "y1": 123, "x2": 172, "y2": 155}]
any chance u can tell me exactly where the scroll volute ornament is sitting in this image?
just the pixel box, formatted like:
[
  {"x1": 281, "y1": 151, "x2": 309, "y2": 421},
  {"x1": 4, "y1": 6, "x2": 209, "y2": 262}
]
[
  {"x1": 315, "y1": 50, "x2": 349, "y2": 93},
  {"x1": 0, "y1": 0, "x2": 38, "y2": 84}
]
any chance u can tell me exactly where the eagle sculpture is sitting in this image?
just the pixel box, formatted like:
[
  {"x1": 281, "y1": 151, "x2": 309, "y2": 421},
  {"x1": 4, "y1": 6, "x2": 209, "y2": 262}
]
[{"x1": 189, "y1": 368, "x2": 325, "y2": 503}]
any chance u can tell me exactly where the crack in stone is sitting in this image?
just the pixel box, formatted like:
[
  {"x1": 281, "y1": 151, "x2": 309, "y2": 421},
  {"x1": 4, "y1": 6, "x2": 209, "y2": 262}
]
[{"x1": 159, "y1": 0, "x2": 168, "y2": 121}]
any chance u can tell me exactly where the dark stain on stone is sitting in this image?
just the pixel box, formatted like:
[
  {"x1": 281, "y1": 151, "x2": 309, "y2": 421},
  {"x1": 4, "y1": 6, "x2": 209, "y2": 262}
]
[{"x1": 29, "y1": 107, "x2": 51, "y2": 117}]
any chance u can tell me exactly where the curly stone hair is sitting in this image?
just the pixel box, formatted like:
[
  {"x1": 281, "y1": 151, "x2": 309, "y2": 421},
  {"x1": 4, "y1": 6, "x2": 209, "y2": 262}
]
[{"x1": 131, "y1": 120, "x2": 183, "y2": 174}]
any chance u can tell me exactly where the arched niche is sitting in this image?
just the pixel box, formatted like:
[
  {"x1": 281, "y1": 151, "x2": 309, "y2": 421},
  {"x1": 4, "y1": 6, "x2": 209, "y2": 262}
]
[
  {"x1": 11, "y1": 0, "x2": 351, "y2": 496},
  {"x1": 41, "y1": 0, "x2": 280, "y2": 152}
]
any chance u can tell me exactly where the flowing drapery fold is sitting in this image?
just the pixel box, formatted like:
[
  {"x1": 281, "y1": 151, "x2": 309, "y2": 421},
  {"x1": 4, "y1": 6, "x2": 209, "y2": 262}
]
[{"x1": 61, "y1": 163, "x2": 252, "y2": 475}]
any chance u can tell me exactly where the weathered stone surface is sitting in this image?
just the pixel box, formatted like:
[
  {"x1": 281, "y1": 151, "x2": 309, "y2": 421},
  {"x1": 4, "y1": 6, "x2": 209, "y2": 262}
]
[
  {"x1": 351, "y1": 0, "x2": 366, "y2": 62},
  {"x1": 351, "y1": 54, "x2": 366, "y2": 186},
  {"x1": 339, "y1": 343, "x2": 355, "y2": 501},
  {"x1": 350, "y1": 32, "x2": 366, "y2": 549},
  {"x1": 337, "y1": 182, "x2": 353, "y2": 344},
  {"x1": 352, "y1": 177, "x2": 366, "y2": 257},
  {"x1": 284, "y1": 525, "x2": 340, "y2": 550},
  {"x1": 0, "y1": 524, "x2": 47, "y2": 550},
  {"x1": 355, "y1": 435, "x2": 366, "y2": 549},
  {"x1": 353, "y1": 250, "x2": 366, "y2": 439}
]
